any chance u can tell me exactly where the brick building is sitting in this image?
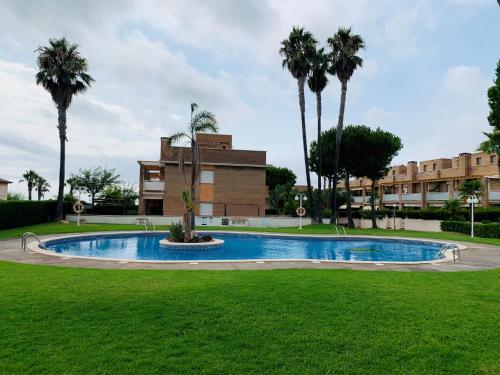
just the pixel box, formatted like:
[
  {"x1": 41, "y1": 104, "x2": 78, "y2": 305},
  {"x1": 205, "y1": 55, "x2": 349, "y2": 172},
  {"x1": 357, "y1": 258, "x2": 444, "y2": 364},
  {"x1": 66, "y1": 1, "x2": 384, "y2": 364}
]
[
  {"x1": 138, "y1": 133, "x2": 267, "y2": 217},
  {"x1": 340, "y1": 151, "x2": 500, "y2": 208}
]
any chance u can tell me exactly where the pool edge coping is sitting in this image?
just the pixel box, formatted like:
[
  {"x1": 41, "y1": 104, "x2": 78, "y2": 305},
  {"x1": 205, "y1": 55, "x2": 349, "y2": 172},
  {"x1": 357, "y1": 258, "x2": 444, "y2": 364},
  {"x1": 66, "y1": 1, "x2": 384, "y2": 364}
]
[{"x1": 27, "y1": 230, "x2": 461, "y2": 265}]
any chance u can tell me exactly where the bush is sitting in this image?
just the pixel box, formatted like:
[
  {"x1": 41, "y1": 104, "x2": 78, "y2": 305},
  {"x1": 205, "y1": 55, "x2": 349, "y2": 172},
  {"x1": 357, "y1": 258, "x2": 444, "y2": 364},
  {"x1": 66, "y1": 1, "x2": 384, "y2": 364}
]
[
  {"x1": 168, "y1": 222, "x2": 184, "y2": 242},
  {"x1": 441, "y1": 220, "x2": 500, "y2": 238},
  {"x1": 0, "y1": 200, "x2": 58, "y2": 229}
]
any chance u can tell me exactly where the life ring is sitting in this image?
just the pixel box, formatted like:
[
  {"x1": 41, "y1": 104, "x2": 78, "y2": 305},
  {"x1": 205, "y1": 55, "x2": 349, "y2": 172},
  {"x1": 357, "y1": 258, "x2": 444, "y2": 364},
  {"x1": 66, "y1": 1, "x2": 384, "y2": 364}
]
[
  {"x1": 73, "y1": 202, "x2": 84, "y2": 214},
  {"x1": 296, "y1": 207, "x2": 306, "y2": 217}
]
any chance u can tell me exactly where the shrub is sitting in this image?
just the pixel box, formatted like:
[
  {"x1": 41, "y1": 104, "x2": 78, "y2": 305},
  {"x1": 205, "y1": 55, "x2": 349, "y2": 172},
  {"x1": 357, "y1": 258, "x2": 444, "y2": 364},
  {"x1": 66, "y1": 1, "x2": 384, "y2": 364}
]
[
  {"x1": 441, "y1": 220, "x2": 500, "y2": 238},
  {"x1": 0, "y1": 200, "x2": 57, "y2": 230},
  {"x1": 201, "y1": 234, "x2": 213, "y2": 242},
  {"x1": 169, "y1": 222, "x2": 184, "y2": 242}
]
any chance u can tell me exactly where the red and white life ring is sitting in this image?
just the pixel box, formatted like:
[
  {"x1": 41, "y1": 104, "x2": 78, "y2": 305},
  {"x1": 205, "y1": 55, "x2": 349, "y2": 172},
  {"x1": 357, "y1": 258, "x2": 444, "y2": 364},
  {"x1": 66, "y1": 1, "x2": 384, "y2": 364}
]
[
  {"x1": 73, "y1": 202, "x2": 84, "y2": 214},
  {"x1": 296, "y1": 207, "x2": 306, "y2": 217}
]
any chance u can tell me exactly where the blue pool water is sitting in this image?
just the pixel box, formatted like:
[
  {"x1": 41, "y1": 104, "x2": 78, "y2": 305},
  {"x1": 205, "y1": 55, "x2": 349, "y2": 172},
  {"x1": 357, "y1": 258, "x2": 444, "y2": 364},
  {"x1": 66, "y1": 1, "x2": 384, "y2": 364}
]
[{"x1": 42, "y1": 232, "x2": 444, "y2": 262}]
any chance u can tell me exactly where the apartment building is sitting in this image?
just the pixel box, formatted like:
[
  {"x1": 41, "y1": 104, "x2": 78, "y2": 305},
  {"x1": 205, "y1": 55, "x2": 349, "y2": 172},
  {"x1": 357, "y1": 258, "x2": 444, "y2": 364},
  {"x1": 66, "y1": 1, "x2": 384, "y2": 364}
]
[
  {"x1": 138, "y1": 133, "x2": 267, "y2": 217},
  {"x1": 341, "y1": 151, "x2": 500, "y2": 209}
]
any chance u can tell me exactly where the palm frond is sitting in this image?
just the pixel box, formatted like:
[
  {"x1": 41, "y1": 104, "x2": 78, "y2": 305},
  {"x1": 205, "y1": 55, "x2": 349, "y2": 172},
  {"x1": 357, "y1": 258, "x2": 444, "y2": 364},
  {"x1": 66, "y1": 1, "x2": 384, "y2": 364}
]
[{"x1": 192, "y1": 110, "x2": 218, "y2": 133}]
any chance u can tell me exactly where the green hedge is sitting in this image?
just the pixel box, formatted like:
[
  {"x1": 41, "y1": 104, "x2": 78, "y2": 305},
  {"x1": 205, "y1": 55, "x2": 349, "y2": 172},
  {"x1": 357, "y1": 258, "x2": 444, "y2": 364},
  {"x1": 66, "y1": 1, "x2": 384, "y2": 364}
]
[
  {"x1": 441, "y1": 220, "x2": 500, "y2": 238},
  {"x1": 0, "y1": 200, "x2": 58, "y2": 230}
]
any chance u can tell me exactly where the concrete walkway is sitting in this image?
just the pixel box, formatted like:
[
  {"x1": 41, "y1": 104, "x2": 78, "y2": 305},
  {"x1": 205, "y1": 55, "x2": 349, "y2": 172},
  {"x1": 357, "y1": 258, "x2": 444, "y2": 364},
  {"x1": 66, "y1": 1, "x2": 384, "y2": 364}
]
[{"x1": 1, "y1": 232, "x2": 500, "y2": 271}]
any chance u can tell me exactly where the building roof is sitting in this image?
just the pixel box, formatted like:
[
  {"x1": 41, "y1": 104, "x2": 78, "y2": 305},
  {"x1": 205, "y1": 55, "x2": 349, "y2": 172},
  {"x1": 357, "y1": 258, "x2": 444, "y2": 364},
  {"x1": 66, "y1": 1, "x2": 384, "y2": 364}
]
[{"x1": 0, "y1": 178, "x2": 12, "y2": 184}]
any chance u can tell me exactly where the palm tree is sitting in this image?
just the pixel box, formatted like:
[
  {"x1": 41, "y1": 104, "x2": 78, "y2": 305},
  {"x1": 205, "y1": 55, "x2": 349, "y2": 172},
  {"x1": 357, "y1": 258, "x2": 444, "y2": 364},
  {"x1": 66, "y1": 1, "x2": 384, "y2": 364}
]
[
  {"x1": 327, "y1": 27, "x2": 365, "y2": 223},
  {"x1": 165, "y1": 102, "x2": 218, "y2": 231},
  {"x1": 19, "y1": 170, "x2": 40, "y2": 201},
  {"x1": 35, "y1": 177, "x2": 51, "y2": 201},
  {"x1": 66, "y1": 175, "x2": 79, "y2": 196},
  {"x1": 307, "y1": 47, "x2": 329, "y2": 224},
  {"x1": 280, "y1": 26, "x2": 318, "y2": 223},
  {"x1": 35, "y1": 38, "x2": 94, "y2": 220}
]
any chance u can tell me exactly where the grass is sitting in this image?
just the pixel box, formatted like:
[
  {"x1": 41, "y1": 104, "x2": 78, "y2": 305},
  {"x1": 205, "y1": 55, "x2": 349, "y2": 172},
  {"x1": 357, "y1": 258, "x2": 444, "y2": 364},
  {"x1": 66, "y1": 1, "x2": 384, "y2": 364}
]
[
  {"x1": 0, "y1": 262, "x2": 498, "y2": 374},
  {"x1": 1, "y1": 222, "x2": 500, "y2": 246}
]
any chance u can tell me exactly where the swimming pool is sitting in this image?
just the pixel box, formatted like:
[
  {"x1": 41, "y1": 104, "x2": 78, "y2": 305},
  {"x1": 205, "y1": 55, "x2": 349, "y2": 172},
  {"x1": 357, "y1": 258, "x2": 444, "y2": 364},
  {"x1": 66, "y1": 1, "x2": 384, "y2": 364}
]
[{"x1": 40, "y1": 232, "x2": 447, "y2": 263}]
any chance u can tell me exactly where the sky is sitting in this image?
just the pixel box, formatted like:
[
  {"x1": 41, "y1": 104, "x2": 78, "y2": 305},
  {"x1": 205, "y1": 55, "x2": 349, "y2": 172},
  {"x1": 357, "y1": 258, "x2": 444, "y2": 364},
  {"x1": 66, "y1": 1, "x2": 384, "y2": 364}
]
[{"x1": 0, "y1": 0, "x2": 499, "y2": 197}]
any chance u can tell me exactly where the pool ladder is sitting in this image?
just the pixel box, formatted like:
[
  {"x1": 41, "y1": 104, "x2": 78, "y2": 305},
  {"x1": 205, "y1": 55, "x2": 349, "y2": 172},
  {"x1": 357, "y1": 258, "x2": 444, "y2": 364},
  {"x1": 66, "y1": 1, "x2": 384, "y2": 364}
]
[
  {"x1": 21, "y1": 232, "x2": 45, "y2": 251},
  {"x1": 333, "y1": 225, "x2": 346, "y2": 236},
  {"x1": 438, "y1": 243, "x2": 461, "y2": 262},
  {"x1": 137, "y1": 218, "x2": 156, "y2": 231}
]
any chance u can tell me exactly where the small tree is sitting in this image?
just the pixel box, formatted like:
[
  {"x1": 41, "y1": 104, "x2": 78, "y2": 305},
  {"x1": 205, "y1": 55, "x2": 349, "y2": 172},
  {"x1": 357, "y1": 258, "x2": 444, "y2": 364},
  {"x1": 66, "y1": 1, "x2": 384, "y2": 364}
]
[
  {"x1": 19, "y1": 170, "x2": 40, "y2": 201},
  {"x1": 71, "y1": 167, "x2": 120, "y2": 210},
  {"x1": 443, "y1": 199, "x2": 463, "y2": 221},
  {"x1": 458, "y1": 179, "x2": 484, "y2": 201},
  {"x1": 267, "y1": 184, "x2": 289, "y2": 215}
]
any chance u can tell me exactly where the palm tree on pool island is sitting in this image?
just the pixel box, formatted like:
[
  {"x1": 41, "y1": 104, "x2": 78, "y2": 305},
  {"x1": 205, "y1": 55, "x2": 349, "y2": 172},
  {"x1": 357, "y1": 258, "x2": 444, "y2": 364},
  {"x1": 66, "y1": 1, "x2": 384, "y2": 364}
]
[
  {"x1": 35, "y1": 37, "x2": 94, "y2": 220},
  {"x1": 327, "y1": 27, "x2": 365, "y2": 224},
  {"x1": 307, "y1": 46, "x2": 329, "y2": 224},
  {"x1": 165, "y1": 102, "x2": 218, "y2": 231},
  {"x1": 280, "y1": 26, "x2": 318, "y2": 223}
]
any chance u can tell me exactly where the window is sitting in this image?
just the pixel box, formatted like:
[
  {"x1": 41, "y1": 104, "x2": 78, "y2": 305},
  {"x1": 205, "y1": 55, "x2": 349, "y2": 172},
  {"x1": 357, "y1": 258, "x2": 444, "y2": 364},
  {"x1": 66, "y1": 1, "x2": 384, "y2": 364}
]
[
  {"x1": 200, "y1": 170, "x2": 214, "y2": 184},
  {"x1": 432, "y1": 163, "x2": 437, "y2": 171},
  {"x1": 392, "y1": 170, "x2": 396, "y2": 176},
  {"x1": 199, "y1": 203, "x2": 213, "y2": 216},
  {"x1": 491, "y1": 155, "x2": 497, "y2": 164},
  {"x1": 476, "y1": 157, "x2": 482, "y2": 166},
  {"x1": 423, "y1": 165, "x2": 427, "y2": 172}
]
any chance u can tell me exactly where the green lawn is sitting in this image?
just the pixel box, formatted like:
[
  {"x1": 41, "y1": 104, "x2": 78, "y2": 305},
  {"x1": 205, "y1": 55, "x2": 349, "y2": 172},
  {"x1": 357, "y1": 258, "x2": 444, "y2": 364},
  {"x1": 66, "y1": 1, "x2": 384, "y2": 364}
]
[
  {"x1": 0, "y1": 262, "x2": 498, "y2": 374},
  {"x1": 1, "y1": 222, "x2": 500, "y2": 246}
]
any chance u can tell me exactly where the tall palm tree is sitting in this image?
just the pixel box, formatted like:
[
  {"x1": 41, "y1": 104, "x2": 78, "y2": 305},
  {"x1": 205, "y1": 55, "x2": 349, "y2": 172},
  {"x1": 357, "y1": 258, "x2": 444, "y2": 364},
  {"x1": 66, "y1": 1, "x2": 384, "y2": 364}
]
[
  {"x1": 280, "y1": 26, "x2": 318, "y2": 223},
  {"x1": 19, "y1": 170, "x2": 40, "y2": 201},
  {"x1": 165, "y1": 102, "x2": 218, "y2": 231},
  {"x1": 35, "y1": 37, "x2": 94, "y2": 220},
  {"x1": 181, "y1": 190, "x2": 196, "y2": 241},
  {"x1": 327, "y1": 27, "x2": 365, "y2": 223},
  {"x1": 35, "y1": 176, "x2": 51, "y2": 201},
  {"x1": 307, "y1": 47, "x2": 329, "y2": 224}
]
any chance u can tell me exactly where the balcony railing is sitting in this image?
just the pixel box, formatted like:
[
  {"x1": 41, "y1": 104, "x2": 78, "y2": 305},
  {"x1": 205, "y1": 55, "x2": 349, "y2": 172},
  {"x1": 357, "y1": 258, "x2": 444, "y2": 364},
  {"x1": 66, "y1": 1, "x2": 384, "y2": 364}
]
[
  {"x1": 488, "y1": 191, "x2": 500, "y2": 200},
  {"x1": 427, "y1": 192, "x2": 449, "y2": 201},
  {"x1": 353, "y1": 196, "x2": 371, "y2": 203},
  {"x1": 143, "y1": 180, "x2": 164, "y2": 191},
  {"x1": 402, "y1": 193, "x2": 421, "y2": 201},
  {"x1": 382, "y1": 194, "x2": 399, "y2": 202}
]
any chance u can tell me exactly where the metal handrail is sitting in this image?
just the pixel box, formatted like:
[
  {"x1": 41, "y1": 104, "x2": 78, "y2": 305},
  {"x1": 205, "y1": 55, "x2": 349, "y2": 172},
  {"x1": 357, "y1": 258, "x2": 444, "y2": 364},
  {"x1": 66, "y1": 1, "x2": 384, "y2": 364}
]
[
  {"x1": 333, "y1": 225, "x2": 346, "y2": 237},
  {"x1": 438, "y1": 243, "x2": 461, "y2": 262},
  {"x1": 21, "y1": 232, "x2": 45, "y2": 251}
]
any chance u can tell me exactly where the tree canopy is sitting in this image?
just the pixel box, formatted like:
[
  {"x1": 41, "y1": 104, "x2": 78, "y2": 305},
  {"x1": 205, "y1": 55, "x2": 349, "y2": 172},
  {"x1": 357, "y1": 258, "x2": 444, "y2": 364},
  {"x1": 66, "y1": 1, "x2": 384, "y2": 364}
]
[
  {"x1": 70, "y1": 167, "x2": 120, "y2": 208},
  {"x1": 479, "y1": 60, "x2": 500, "y2": 159},
  {"x1": 266, "y1": 166, "x2": 297, "y2": 191}
]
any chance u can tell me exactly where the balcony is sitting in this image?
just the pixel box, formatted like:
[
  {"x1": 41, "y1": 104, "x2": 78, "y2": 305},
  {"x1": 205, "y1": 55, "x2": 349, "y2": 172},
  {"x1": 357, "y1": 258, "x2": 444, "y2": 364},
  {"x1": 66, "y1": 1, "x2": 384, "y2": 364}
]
[
  {"x1": 427, "y1": 192, "x2": 449, "y2": 201},
  {"x1": 143, "y1": 180, "x2": 164, "y2": 191},
  {"x1": 402, "y1": 193, "x2": 421, "y2": 202},
  {"x1": 383, "y1": 193, "x2": 399, "y2": 202}
]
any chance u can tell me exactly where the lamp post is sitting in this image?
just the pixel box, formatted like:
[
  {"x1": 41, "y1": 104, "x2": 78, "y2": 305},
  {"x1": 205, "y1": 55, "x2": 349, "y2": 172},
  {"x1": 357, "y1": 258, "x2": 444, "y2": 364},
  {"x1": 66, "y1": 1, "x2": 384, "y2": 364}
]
[
  {"x1": 392, "y1": 204, "x2": 397, "y2": 230},
  {"x1": 466, "y1": 194, "x2": 479, "y2": 237},
  {"x1": 295, "y1": 193, "x2": 307, "y2": 229}
]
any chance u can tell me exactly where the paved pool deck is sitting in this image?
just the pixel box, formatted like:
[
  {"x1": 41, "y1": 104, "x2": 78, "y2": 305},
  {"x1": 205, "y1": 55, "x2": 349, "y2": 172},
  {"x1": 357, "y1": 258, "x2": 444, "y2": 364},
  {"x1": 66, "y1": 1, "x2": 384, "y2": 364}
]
[{"x1": 1, "y1": 231, "x2": 499, "y2": 271}]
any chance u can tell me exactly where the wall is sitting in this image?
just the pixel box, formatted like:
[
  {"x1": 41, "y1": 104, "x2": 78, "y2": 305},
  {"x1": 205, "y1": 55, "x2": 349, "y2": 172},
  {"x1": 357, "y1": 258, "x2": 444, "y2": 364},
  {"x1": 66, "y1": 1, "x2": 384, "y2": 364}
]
[
  {"x1": 67, "y1": 214, "x2": 315, "y2": 228},
  {"x1": 0, "y1": 183, "x2": 7, "y2": 200}
]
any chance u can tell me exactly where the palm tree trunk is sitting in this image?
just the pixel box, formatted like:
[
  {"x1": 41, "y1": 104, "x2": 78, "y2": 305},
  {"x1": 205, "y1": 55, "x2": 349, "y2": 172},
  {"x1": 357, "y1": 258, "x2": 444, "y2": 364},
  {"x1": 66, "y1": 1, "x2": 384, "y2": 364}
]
[
  {"x1": 37, "y1": 189, "x2": 42, "y2": 201},
  {"x1": 370, "y1": 180, "x2": 377, "y2": 228},
  {"x1": 28, "y1": 182, "x2": 32, "y2": 201},
  {"x1": 328, "y1": 177, "x2": 332, "y2": 209},
  {"x1": 91, "y1": 193, "x2": 95, "y2": 211},
  {"x1": 190, "y1": 141, "x2": 197, "y2": 232},
  {"x1": 330, "y1": 79, "x2": 348, "y2": 224},
  {"x1": 297, "y1": 77, "x2": 316, "y2": 223},
  {"x1": 315, "y1": 91, "x2": 323, "y2": 224},
  {"x1": 345, "y1": 170, "x2": 354, "y2": 228},
  {"x1": 56, "y1": 106, "x2": 66, "y2": 220}
]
